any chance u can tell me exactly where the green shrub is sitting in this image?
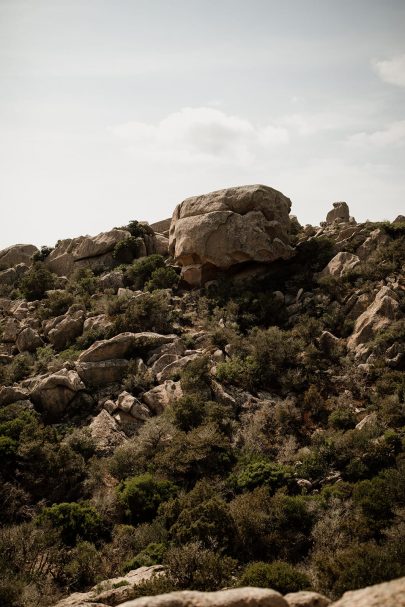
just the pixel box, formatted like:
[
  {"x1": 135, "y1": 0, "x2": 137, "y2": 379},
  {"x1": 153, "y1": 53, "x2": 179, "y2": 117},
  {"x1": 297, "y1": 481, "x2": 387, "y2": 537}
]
[
  {"x1": 113, "y1": 237, "x2": 144, "y2": 263},
  {"x1": 37, "y1": 502, "x2": 109, "y2": 546},
  {"x1": 124, "y1": 255, "x2": 166, "y2": 289},
  {"x1": 118, "y1": 474, "x2": 177, "y2": 525},
  {"x1": 146, "y1": 266, "x2": 179, "y2": 291},
  {"x1": 329, "y1": 407, "x2": 357, "y2": 430},
  {"x1": 124, "y1": 542, "x2": 167, "y2": 571},
  {"x1": 239, "y1": 560, "x2": 309, "y2": 594},
  {"x1": 231, "y1": 457, "x2": 293, "y2": 494},
  {"x1": 164, "y1": 542, "x2": 236, "y2": 591},
  {"x1": 19, "y1": 263, "x2": 56, "y2": 301},
  {"x1": 112, "y1": 290, "x2": 172, "y2": 334}
]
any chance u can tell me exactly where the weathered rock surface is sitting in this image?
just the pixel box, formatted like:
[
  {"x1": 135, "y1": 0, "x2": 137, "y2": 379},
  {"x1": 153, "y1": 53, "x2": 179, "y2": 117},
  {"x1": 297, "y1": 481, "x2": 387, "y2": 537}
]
[
  {"x1": 47, "y1": 311, "x2": 85, "y2": 350},
  {"x1": 169, "y1": 185, "x2": 293, "y2": 286},
  {"x1": 78, "y1": 332, "x2": 175, "y2": 363},
  {"x1": 0, "y1": 244, "x2": 38, "y2": 268},
  {"x1": 325, "y1": 202, "x2": 350, "y2": 224},
  {"x1": 356, "y1": 228, "x2": 390, "y2": 260},
  {"x1": 89, "y1": 409, "x2": 127, "y2": 455},
  {"x1": 285, "y1": 591, "x2": 331, "y2": 606},
  {"x1": 320, "y1": 252, "x2": 360, "y2": 278},
  {"x1": 347, "y1": 286, "x2": 399, "y2": 351},
  {"x1": 16, "y1": 326, "x2": 43, "y2": 353},
  {"x1": 330, "y1": 576, "x2": 405, "y2": 606},
  {"x1": 121, "y1": 587, "x2": 288, "y2": 607},
  {"x1": 53, "y1": 566, "x2": 164, "y2": 607},
  {"x1": 76, "y1": 359, "x2": 130, "y2": 386},
  {"x1": 142, "y1": 380, "x2": 183, "y2": 414},
  {"x1": 45, "y1": 229, "x2": 130, "y2": 276},
  {"x1": 0, "y1": 385, "x2": 29, "y2": 406},
  {"x1": 30, "y1": 369, "x2": 86, "y2": 417}
]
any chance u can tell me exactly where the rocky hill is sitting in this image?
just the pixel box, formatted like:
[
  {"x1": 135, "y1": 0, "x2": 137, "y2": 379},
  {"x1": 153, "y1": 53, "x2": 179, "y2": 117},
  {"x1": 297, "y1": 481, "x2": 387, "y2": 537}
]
[{"x1": 0, "y1": 185, "x2": 404, "y2": 607}]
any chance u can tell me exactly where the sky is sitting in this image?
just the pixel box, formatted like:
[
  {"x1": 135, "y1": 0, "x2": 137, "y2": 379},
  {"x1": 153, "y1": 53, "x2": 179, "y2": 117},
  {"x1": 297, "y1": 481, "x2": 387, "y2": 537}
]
[{"x1": 0, "y1": 0, "x2": 404, "y2": 249}]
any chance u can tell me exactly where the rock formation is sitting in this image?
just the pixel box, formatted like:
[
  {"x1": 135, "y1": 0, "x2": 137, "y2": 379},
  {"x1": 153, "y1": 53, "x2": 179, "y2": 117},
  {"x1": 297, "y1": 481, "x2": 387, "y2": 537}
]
[
  {"x1": 325, "y1": 202, "x2": 350, "y2": 224},
  {"x1": 169, "y1": 184, "x2": 294, "y2": 286}
]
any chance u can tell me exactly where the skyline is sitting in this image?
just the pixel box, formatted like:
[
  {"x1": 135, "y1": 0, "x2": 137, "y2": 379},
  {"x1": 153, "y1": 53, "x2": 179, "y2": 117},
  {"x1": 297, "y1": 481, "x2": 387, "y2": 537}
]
[{"x1": 1, "y1": 0, "x2": 405, "y2": 248}]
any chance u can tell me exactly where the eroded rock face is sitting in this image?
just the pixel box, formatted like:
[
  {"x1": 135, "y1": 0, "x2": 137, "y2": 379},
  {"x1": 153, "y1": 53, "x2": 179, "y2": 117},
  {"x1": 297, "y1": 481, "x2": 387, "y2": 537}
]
[
  {"x1": 30, "y1": 369, "x2": 86, "y2": 417},
  {"x1": 0, "y1": 244, "x2": 38, "y2": 268},
  {"x1": 45, "y1": 229, "x2": 131, "y2": 276},
  {"x1": 347, "y1": 286, "x2": 399, "y2": 352},
  {"x1": 169, "y1": 185, "x2": 293, "y2": 286},
  {"x1": 89, "y1": 409, "x2": 126, "y2": 455},
  {"x1": 319, "y1": 252, "x2": 360, "y2": 278},
  {"x1": 285, "y1": 591, "x2": 331, "y2": 606},
  {"x1": 325, "y1": 202, "x2": 350, "y2": 224},
  {"x1": 78, "y1": 332, "x2": 176, "y2": 363},
  {"x1": 330, "y1": 576, "x2": 405, "y2": 607},
  {"x1": 121, "y1": 587, "x2": 288, "y2": 607}
]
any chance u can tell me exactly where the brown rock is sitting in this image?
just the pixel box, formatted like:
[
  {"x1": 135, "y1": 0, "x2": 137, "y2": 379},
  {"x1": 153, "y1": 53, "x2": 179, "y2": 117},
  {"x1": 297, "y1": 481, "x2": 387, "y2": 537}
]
[
  {"x1": 76, "y1": 359, "x2": 129, "y2": 386},
  {"x1": 330, "y1": 576, "x2": 405, "y2": 607},
  {"x1": 78, "y1": 332, "x2": 175, "y2": 363},
  {"x1": 356, "y1": 229, "x2": 390, "y2": 260},
  {"x1": 285, "y1": 591, "x2": 331, "y2": 606},
  {"x1": 16, "y1": 327, "x2": 43, "y2": 353},
  {"x1": 0, "y1": 244, "x2": 38, "y2": 268},
  {"x1": 2, "y1": 318, "x2": 21, "y2": 342},
  {"x1": 121, "y1": 587, "x2": 288, "y2": 607},
  {"x1": 0, "y1": 385, "x2": 30, "y2": 406},
  {"x1": 48, "y1": 311, "x2": 85, "y2": 350},
  {"x1": 169, "y1": 184, "x2": 293, "y2": 286},
  {"x1": 325, "y1": 202, "x2": 350, "y2": 224},
  {"x1": 30, "y1": 369, "x2": 86, "y2": 417},
  {"x1": 319, "y1": 252, "x2": 360, "y2": 278},
  {"x1": 347, "y1": 286, "x2": 399, "y2": 351},
  {"x1": 142, "y1": 380, "x2": 183, "y2": 414},
  {"x1": 89, "y1": 409, "x2": 126, "y2": 455}
]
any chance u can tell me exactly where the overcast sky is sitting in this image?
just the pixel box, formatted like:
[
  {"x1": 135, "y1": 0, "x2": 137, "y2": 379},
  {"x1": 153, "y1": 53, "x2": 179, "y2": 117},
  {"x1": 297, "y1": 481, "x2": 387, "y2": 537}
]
[{"x1": 1, "y1": 0, "x2": 404, "y2": 248}]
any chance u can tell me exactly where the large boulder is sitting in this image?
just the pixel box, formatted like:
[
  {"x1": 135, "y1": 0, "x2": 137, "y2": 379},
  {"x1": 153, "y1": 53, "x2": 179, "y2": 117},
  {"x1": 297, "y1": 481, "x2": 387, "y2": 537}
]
[
  {"x1": 142, "y1": 380, "x2": 183, "y2": 414},
  {"x1": 89, "y1": 409, "x2": 127, "y2": 455},
  {"x1": 45, "y1": 229, "x2": 131, "y2": 276},
  {"x1": 325, "y1": 202, "x2": 350, "y2": 224},
  {"x1": 347, "y1": 286, "x2": 400, "y2": 352},
  {"x1": 285, "y1": 592, "x2": 331, "y2": 606},
  {"x1": 30, "y1": 369, "x2": 86, "y2": 417},
  {"x1": 16, "y1": 327, "x2": 43, "y2": 353},
  {"x1": 330, "y1": 576, "x2": 405, "y2": 606},
  {"x1": 121, "y1": 587, "x2": 288, "y2": 607},
  {"x1": 78, "y1": 332, "x2": 175, "y2": 363},
  {"x1": 319, "y1": 252, "x2": 360, "y2": 278},
  {"x1": 76, "y1": 359, "x2": 129, "y2": 386},
  {"x1": 0, "y1": 244, "x2": 38, "y2": 268},
  {"x1": 47, "y1": 311, "x2": 85, "y2": 351},
  {"x1": 169, "y1": 185, "x2": 293, "y2": 286}
]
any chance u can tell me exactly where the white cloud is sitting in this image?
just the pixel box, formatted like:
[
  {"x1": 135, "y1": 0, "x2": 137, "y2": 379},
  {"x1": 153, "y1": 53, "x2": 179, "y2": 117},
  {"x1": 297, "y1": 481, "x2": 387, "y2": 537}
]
[
  {"x1": 348, "y1": 120, "x2": 405, "y2": 147},
  {"x1": 373, "y1": 54, "x2": 405, "y2": 87},
  {"x1": 110, "y1": 107, "x2": 289, "y2": 165}
]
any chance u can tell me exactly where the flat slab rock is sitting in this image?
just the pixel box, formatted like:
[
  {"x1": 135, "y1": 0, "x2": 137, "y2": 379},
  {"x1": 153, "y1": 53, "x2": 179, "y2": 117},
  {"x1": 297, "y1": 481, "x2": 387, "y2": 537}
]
[{"x1": 120, "y1": 587, "x2": 288, "y2": 607}]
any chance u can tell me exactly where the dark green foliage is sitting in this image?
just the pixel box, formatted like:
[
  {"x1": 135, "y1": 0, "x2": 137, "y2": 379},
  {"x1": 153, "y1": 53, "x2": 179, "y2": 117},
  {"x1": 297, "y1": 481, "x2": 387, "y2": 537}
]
[
  {"x1": 118, "y1": 474, "x2": 177, "y2": 525},
  {"x1": 146, "y1": 266, "x2": 179, "y2": 291},
  {"x1": 37, "y1": 502, "x2": 108, "y2": 546},
  {"x1": 239, "y1": 560, "x2": 310, "y2": 594},
  {"x1": 117, "y1": 219, "x2": 154, "y2": 238},
  {"x1": 230, "y1": 456, "x2": 293, "y2": 493},
  {"x1": 163, "y1": 542, "x2": 236, "y2": 591},
  {"x1": 329, "y1": 407, "x2": 357, "y2": 430},
  {"x1": 124, "y1": 254, "x2": 166, "y2": 289},
  {"x1": 113, "y1": 236, "x2": 144, "y2": 263},
  {"x1": 124, "y1": 542, "x2": 167, "y2": 571},
  {"x1": 32, "y1": 246, "x2": 53, "y2": 262},
  {"x1": 19, "y1": 263, "x2": 56, "y2": 301},
  {"x1": 112, "y1": 289, "x2": 173, "y2": 334}
]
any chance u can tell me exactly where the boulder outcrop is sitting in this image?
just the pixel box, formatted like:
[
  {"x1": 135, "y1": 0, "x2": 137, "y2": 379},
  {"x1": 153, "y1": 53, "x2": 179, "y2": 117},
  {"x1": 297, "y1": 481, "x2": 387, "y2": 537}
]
[
  {"x1": 319, "y1": 252, "x2": 360, "y2": 278},
  {"x1": 325, "y1": 202, "x2": 350, "y2": 224},
  {"x1": 30, "y1": 369, "x2": 86, "y2": 417},
  {"x1": 347, "y1": 286, "x2": 399, "y2": 352},
  {"x1": 0, "y1": 244, "x2": 38, "y2": 268},
  {"x1": 330, "y1": 575, "x2": 405, "y2": 606},
  {"x1": 121, "y1": 587, "x2": 288, "y2": 607},
  {"x1": 169, "y1": 185, "x2": 293, "y2": 286},
  {"x1": 78, "y1": 332, "x2": 175, "y2": 363}
]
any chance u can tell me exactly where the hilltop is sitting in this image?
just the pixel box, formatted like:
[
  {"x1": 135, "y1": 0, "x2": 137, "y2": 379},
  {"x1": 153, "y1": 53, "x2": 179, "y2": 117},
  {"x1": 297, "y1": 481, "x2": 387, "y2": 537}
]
[{"x1": 0, "y1": 185, "x2": 404, "y2": 607}]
